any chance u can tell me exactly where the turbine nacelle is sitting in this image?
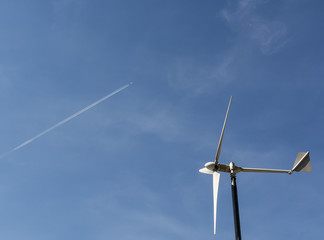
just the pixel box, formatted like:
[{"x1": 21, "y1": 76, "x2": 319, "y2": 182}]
[{"x1": 202, "y1": 162, "x2": 231, "y2": 173}]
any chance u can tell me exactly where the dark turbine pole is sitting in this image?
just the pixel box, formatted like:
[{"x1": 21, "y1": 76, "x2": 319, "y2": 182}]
[{"x1": 230, "y1": 163, "x2": 242, "y2": 240}]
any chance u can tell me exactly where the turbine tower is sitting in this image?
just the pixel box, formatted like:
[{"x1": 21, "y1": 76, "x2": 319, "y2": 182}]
[{"x1": 199, "y1": 97, "x2": 312, "y2": 239}]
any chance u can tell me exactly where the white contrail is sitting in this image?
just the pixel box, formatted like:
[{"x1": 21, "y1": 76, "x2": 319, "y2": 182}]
[{"x1": 0, "y1": 82, "x2": 132, "y2": 159}]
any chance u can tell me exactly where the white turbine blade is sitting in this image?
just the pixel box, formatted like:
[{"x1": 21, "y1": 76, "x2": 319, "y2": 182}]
[
  {"x1": 213, "y1": 171, "x2": 220, "y2": 235},
  {"x1": 199, "y1": 167, "x2": 213, "y2": 174},
  {"x1": 214, "y1": 96, "x2": 232, "y2": 164}
]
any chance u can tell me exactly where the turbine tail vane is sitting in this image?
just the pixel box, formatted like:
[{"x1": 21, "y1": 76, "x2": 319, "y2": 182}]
[
  {"x1": 215, "y1": 96, "x2": 232, "y2": 164},
  {"x1": 291, "y1": 151, "x2": 311, "y2": 173}
]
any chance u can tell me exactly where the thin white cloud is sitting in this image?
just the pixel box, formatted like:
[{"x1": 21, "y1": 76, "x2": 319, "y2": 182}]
[
  {"x1": 84, "y1": 178, "x2": 202, "y2": 240},
  {"x1": 128, "y1": 107, "x2": 184, "y2": 142},
  {"x1": 225, "y1": 147, "x2": 288, "y2": 168},
  {"x1": 249, "y1": 19, "x2": 288, "y2": 54},
  {"x1": 166, "y1": 0, "x2": 290, "y2": 95},
  {"x1": 221, "y1": 0, "x2": 289, "y2": 55},
  {"x1": 0, "y1": 67, "x2": 11, "y2": 89},
  {"x1": 51, "y1": 0, "x2": 85, "y2": 14},
  {"x1": 167, "y1": 55, "x2": 234, "y2": 95}
]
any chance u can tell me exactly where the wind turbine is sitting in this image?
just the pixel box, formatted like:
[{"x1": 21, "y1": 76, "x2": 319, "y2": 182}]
[{"x1": 199, "y1": 97, "x2": 312, "y2": 239}]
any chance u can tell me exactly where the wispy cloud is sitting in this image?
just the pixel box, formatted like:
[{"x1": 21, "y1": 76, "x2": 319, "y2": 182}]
[
  {"x1": 221, "y1": 0, "x2": 289, "y2": 55},
  {"x1": 131, "y1": 109, "x2": 184, "y2": 141},
  {"x1": 167, "y1": 55, "x2": 234, "y2": 95},
  {"x1": 105, "y1": 104, "x2": 189, "y2": 144},
  {"x1": 0, "y1": 67, "x2": 11, "y2": 89},
  {"x1": 249, "y1": 19, "x2": 288, "y2": 54},
  {"x1": 84, "y1": 178, "x2": 201, "y2": 240},
  {"x1": 166, "y1": 0, "x2": 289, "y2": 95}
]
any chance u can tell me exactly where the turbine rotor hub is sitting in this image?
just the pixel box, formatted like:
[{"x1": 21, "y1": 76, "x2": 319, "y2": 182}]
[{"x1": 205, "y1": 162, "x2": 216, "y2": 171}]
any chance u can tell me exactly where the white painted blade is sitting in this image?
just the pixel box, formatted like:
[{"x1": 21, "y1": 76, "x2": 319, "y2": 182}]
[
  {"x1": 215, "y1": 96, "x2": 232, "y2": 164},
  {"x1": 213, "y1": 171, "x2": 220, "y2": 235},
  {"x1": 199, "y1": 168, "x2": 213, "y2": 174}
]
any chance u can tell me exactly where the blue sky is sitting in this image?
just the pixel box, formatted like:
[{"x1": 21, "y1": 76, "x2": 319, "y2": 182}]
[{"x1": 0, "y1": 0, "x2": 323, "y2": 239}]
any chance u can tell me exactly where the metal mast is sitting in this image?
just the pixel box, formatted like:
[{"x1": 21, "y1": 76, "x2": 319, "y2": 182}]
[{"x1": 230, "y1": 162, "x2": 242, "y2": 240}]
